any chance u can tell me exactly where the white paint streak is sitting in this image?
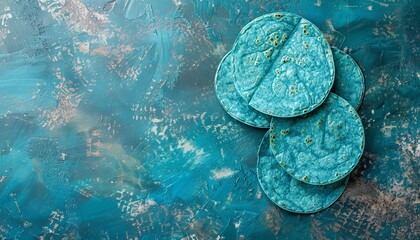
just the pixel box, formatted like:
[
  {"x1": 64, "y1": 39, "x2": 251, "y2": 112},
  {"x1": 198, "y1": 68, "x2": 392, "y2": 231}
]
[
  {"x1": 213, "y1": 44, "x2": 227, "y2": 57},
  {"x1": 177, "y1": 138, "x2": 195, "y2": 153},
  {"x1": 211, "y1": 168, "x2": 237, "y2": 180},
  {"x1": 151, "y1": 118, "x2": 163, "y2": 123},
  {"x1": 172, "y1": 0, "x2": 182, "y2": 7},
  {"x1": 38, "y1": 0, "x2": 111, "y2": 42},
  {"x1": 129, "y1": 199, "x2": 157, "y2": 217},
  {"x1": 380, "y1": 125, "x2": 396, "y2": 138},
  {"x1": 151, "y1": 125, "x2": 158, "y2": 135}
]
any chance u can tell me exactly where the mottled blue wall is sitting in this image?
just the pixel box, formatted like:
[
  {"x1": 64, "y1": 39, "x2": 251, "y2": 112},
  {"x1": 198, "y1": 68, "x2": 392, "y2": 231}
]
[{"x1": 0, "y1": 0, "x2": 418, "y2": 239}]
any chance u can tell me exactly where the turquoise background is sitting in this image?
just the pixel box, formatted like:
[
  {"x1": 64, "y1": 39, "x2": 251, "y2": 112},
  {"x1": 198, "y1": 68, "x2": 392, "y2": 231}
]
[{"x1": 0, "y1": 0, "x2": 418, "y2": 239}]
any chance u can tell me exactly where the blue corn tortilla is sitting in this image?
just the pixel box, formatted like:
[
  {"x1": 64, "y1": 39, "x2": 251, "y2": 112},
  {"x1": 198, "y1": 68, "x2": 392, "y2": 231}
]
[
  {"x1": 258, "y1": 131, "x2": 348, "y2": 214},
  {"x1": 270, "y1": 93, "x2": 365, "y2": 185},
  {"x1": 331, "y1": 47, "x2": 365, "y2": 110},
  {"x1": 215, "y1": 52, "x2": 271, "y2": 128},
  {"x1": 231, "y1": 12, "x2": 335, "y2": 117}
]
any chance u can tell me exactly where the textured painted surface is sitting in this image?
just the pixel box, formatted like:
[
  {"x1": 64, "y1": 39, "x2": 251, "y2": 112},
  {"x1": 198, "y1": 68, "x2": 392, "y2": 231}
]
[
  {"x1": 0, "y1": 0, "x2": 418, "y2": 239},
  {"x1": 270, "y1": 93, "x2": 365, "y2": 185},
  {"x1": 331, "y1": 47, "x2": 365, "y2": 110},
  {"x1": 232, "y1": 12, "x2": 334, "y2": 117},
  {"x1": 258, "y1": 131, "x2": 348, "y2": 214},
  {"x1": 215, "y1": 51, "x2": 271, "y2": 128}
]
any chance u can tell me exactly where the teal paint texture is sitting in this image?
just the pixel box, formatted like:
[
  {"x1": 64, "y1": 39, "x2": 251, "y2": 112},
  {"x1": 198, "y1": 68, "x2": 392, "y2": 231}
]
[{"x1": 0, "y1": 0, "x2": 418, "y2": 239}]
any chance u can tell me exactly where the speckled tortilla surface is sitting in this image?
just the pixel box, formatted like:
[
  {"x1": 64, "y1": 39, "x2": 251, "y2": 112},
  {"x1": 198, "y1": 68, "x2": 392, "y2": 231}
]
[
  {"x1": 270, "y1": 93, "x2": 365, "y2": 185},
  {"x1": 232, "y1": 12, "x2": 334, "y2": 117},
  {"x1": 258, "y1": 132, "x2": 348, "y2": 213},
  {"x1": 215, "y1": 52, "x2": 271, "y2": 128},
  {"x1": 331, "y1": 47, "x2": 365, "y2": 110}
]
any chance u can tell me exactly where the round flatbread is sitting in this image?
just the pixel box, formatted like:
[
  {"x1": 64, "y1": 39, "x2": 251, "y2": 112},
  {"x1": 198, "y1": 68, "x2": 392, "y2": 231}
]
[
  {"x1": 258, "y1": 132, "x2": 348, "y2": 214},
  {"x1": 215, "y1": 51, "x2": 271, "y2": 128},
  {"x1": 331, "y1": 47, "x2": 365, "y2": 110},
  {"x1": 270, "y1": 93, "x2": 364, "y2": 185},
  {"x1": 231, "y1": 12, "x2": 334, "y2": 117}
]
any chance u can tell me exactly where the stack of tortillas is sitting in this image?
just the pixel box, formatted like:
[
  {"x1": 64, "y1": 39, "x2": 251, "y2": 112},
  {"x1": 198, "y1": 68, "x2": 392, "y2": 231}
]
[{"x1": 215, "y1": 12, "x2": 365, "y2": 213}]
